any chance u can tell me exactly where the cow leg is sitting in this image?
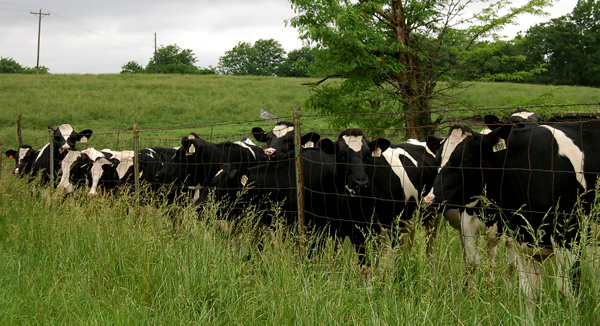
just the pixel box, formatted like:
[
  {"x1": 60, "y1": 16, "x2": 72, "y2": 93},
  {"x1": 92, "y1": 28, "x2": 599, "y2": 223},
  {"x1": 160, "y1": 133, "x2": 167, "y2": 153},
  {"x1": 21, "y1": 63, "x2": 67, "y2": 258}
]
[
  {"x1": 459, "y1": 209, "x2": 484, "y2": 288},
  {"x1": 505, "y1": 236, "x2": 518, "y2": 274},
  {"x1": 551, "y1": 237, "x2": 578, "y2": 298},
  {"x1": 515, "y1": 246, "x2": 543, "y2": 320},
  {"x1": 57, "y1": 151, "x2": 80, "y2": 193}
]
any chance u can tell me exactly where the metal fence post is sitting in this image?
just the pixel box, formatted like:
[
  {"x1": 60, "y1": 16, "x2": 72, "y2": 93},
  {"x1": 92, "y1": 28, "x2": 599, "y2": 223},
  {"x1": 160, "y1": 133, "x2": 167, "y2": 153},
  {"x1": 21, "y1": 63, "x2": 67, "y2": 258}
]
[
  {"x1": 133, "y1": 123, "x2": 140, "y2": 209},
  {"x1": 293, "y1": 107, "x2": 306, "y2": 237},
  {"x1": 49, "y1": 129, "x2": 54, "y2": 190}
]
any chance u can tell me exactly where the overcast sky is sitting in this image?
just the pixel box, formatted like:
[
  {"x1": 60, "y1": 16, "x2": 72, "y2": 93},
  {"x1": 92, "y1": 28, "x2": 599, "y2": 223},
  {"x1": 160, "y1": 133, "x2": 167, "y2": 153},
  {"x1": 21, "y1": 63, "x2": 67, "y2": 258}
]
[{"x1": 0, "y1": 0, "x2": 576, "y2": 74}]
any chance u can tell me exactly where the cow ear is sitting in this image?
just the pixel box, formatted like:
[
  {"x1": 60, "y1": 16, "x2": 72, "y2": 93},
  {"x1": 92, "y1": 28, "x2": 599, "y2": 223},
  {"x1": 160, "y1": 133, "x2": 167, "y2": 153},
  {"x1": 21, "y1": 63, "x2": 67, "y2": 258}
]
[
  {"x1": 77, "y1": 129, "x2": 93, "y2": 142},
  {"x1": 301, "y1": 132, "x2": 320, "y2": 148},
  {"x1": 545, "y1": 116, "x2": 557, "y2": 123},
  {"x1": 368, "y1": 138, "x2": 391, "y2": 155},
  {"x1": 317, "y1": 139, "x2": 335, "y2": 155},
  {"x1": 482, "y1": 125, "x2": 512, "y2": 152},
  {"x1": 484, "y1": 115, "x2": 504, "y2": 130},
  {"x1": 5, "y1": 150, "x2": 17, "y2": 159},
  {"x1": 426, "y1": 136, "x2": 444, "y2": 154},
  {"x1": 252, "y1": 127, "x2": 268, "y2": 143}
]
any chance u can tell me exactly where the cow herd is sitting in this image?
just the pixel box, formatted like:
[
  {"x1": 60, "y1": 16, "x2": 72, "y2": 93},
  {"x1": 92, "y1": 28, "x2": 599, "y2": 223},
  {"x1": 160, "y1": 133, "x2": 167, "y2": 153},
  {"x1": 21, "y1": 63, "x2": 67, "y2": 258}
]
[{"x1": 5, "y1": 109, "x2": 600, "y2": 313}]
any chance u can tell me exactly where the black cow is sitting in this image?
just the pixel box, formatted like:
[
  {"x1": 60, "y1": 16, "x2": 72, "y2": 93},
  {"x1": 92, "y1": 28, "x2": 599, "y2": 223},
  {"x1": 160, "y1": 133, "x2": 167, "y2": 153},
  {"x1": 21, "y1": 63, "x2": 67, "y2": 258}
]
[
  {"x1": 425, "y1": 119, "x2": 600, "y2": 308},
  {"x1": 5, "y1": 145, "x2": 37, "y2": 176},
  {"x1": 252, "y1": 122, "x2": 321, "y2": 160},
  {"x1": 30, "y1": 124, "x2": 93, "y2": 183},
  {"x1": 200, "y1": 129, "x2": 392, "y2": 255},
  {"x1": 155, "y1": 135, "x2": 266, "y2": 193}
]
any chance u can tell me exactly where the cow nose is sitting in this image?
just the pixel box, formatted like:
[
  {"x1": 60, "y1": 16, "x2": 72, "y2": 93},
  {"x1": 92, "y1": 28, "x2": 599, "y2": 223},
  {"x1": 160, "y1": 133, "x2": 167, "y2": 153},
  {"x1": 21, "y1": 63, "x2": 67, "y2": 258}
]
[
  {"x1": 423, "y1": 195, "x2": 440, "y2": 212},
  {"x1": 352, "y1": 178, "x2": 368, "y2": 191},
  {"x1": 264, "y1": 148, "x2": 276, "y2": 156}
]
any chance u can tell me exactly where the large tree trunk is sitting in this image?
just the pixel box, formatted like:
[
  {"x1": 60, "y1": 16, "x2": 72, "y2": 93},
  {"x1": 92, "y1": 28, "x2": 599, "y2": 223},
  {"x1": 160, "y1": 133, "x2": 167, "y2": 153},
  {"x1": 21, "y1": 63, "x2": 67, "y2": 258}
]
[{"x1": 391, "y1": 0, "x2": 435, "y2": 141}]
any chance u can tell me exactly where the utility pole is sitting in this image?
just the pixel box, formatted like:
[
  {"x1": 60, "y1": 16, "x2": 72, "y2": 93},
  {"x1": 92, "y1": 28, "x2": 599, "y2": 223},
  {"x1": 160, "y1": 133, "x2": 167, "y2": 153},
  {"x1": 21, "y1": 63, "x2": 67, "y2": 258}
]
[
  {"x1": 30, "y1": 8, "x2": 50, "y2": 75},
  {"x1": 154, "y1": 32, "x2": 158, "y2": 73}
]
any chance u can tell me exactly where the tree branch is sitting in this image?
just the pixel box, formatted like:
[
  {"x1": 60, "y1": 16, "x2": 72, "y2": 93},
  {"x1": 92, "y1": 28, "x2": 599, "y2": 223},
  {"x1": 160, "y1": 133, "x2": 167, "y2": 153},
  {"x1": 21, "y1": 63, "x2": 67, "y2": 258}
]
[{"x1": 301, "y1": 74, "x2": 343, "y2": 86}]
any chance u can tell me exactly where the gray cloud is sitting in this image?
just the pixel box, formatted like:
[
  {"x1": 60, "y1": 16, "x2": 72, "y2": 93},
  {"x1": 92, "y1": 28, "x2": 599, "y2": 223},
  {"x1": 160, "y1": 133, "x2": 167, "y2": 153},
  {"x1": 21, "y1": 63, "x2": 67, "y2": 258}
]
[{"x1": 0, "y1": 0, "x2": 575, "y2": 74}]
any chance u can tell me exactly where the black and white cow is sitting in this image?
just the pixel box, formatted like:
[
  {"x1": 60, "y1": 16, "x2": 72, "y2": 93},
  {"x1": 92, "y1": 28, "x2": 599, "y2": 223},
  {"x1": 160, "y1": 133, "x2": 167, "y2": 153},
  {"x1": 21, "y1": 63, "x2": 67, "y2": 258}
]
[
  {"x1": 113, "y1": 146, "x2": 176, "y2": 193},
  {"x1": 359, "y1": 139, "x2": 440, "y2": 251},
  {"x1": 5, "y1": 145, "x2": 38, "y2": 176},
  {"x1": 57, "y1": 148, "x2": 122, "y2": 195},
  {"x1": 155, "y1": 135, "x2": 266, "y2": 194},
  {"x1": 251, "y1": 121, "x2": 322, "y2": 160},
  {"x1": 30, "y1": 124, "x2": 93, "y2": 182},
  {"x1": 425, "y1": 119, "x2": 600, "y2": 307}
]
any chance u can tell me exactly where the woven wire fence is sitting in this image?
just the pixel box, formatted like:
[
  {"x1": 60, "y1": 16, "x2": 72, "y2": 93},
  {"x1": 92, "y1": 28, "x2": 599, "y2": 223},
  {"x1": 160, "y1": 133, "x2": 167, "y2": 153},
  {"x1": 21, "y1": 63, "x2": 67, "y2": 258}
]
[{"x1": 3, "y1": 104, "x2": 600, "y2": 251}]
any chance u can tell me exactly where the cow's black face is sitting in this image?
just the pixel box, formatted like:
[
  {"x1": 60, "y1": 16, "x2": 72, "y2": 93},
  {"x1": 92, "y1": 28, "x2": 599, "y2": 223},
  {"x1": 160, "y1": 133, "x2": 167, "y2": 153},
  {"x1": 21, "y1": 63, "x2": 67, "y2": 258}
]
[
  {"x1": 335, "y1": 129, "x2": 390, "y2": 195},
  {"x1": 48, "y1": 124, "x2": 93, "y2": 155},
  {"x1": 6, "y1": 145, "x2": 35, "y2": 175},
  {"x1": 252, "y1": 122, "x2": 295, "y2": 158},
  {"x1": 156, "y1": 137, "x2": 205, "y2": 187},
  {"x1": 428, "y1": 127, "x2": 485, "y2": 210}
]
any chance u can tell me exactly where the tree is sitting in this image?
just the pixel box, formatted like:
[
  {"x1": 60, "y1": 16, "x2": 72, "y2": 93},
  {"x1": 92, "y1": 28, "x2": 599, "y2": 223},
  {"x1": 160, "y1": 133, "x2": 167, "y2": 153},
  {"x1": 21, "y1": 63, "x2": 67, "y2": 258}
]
[
  {"x1": 517, "y1": 0, "x2": 600, "y2": 87},
  {"x1": 121, "y1": 61, "x2": 144, "y2": 73},
  {"x1": 144, "y1": 44, "x2": 203, "y2": 74},
  {"x1": 0, "y1": 57, "x2": 49, "y2": 74},
  {"x1": 219, "y1": 39, "x2": 286, "y2": 76},
  {"x1": 288, "y1": 0, "x2": 553, "y2": 139},
  {"x1": 277, "y1": 47, "x2": 315, "y2": 77}
]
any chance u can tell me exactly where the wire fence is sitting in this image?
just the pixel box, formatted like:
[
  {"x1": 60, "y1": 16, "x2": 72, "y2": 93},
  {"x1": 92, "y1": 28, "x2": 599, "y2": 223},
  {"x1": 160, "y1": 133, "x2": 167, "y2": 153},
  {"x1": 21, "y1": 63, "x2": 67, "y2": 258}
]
[{"x1": 3, "y1": 103, "x2": 600, "y2": 247}]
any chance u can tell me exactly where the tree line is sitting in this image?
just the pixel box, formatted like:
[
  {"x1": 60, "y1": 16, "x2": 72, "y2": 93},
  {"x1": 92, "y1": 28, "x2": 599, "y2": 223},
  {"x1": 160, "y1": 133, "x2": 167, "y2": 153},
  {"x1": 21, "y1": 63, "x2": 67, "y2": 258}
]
[{"x1": 2, "y1": 0, "x2": 597, "y2": 139}]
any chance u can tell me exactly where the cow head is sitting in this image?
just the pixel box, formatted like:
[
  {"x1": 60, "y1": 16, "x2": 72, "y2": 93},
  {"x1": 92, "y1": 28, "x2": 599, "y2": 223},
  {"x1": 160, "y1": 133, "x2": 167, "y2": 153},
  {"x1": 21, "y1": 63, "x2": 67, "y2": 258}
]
[
  {"x1": 252, "y1": 122, "x2": 296, "y2": 158},
  {"x1": 424, "y1": 124, "x2": 512, "y2": 211},
  {"x1": 155, "y1": 134, "x2": 207, "y2": 187},
  {"x1": 48, "y1": 124, "x2": 93, "y2": 155},
  {"x1": 6, "y1": 145, "x2": 36, "y2": 175},
  {"x1": 328, "y1": 129, "x2": 390, "y2": 196}
]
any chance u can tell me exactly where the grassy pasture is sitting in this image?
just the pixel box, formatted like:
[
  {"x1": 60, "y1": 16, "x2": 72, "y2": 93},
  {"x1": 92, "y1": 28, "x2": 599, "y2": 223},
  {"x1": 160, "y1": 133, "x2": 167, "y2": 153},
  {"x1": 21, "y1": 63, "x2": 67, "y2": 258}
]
[
  {"x1": 1, "y1": 74, "x2": 600, "y2": 324},
  {"x1": 1, "y1": 74, "x2": 600, "y2": 163}
]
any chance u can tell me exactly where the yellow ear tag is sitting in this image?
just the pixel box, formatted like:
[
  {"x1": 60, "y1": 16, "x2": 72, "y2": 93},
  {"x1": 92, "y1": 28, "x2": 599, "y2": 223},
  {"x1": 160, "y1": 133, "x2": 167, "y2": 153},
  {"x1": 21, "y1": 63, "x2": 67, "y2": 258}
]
[
  {"x1": 303, "y1": 141, "x2": 314, "y2": 148},
  {"x1": 372, "y1": 147, "x2": 382, "y2": 157},
  {"x1": 80, "y1": 136, "x2": 88, "y2": 143},
  {"x1": 187, "y1": 144, "x2": 196, "y2": 155},
  {"x1": 493, "y1": 138, "x2": 507, "y2": 152},
  {"x1": 241, "y1": 175, "x2": 248, "y2": 187}
]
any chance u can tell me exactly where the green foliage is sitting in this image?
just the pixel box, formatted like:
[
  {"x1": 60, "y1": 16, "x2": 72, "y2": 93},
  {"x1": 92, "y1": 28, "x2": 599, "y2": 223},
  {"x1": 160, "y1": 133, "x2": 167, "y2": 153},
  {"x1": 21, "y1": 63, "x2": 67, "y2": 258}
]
[
  {"x1": 276, "y1": 47, "x2": 315, "y2": 77},
  {"x1": 219, "y1": 39, "x2": 286, "y2": 76},
  {"x1": 288, "y1": 0, "x2": 554, "y2": 139},
  {"x1": 120, "y1": 60, "x2": 144, "y2": 73},
  {"x1": 121, "y1": 44, "x2": 215, "y2": 75},
  {"x1": 0, "y1": 57, "x2": 49, "y2": 74}
]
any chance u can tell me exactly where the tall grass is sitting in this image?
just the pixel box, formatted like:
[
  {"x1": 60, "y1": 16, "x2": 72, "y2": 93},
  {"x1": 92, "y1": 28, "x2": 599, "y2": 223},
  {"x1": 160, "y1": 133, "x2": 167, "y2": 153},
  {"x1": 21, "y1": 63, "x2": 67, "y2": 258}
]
[{"x1": 0, "y1": 175, "x2": 598, "y2": 324}]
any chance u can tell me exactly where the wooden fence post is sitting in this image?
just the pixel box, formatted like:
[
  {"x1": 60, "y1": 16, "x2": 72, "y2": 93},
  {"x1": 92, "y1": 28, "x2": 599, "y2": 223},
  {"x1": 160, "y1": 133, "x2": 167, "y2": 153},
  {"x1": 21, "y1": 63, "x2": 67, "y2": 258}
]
[
  {"x1": 133, "y1": 123, "x2": 140, "y2": 210},
  {"x1": 0, "y1": 140, "x2": 3, "y2": 179},
  {"x1": 293, "y1": 108, "x2": 306, "y2": 237},
  {"x1": 49, "y1": 129, "x2": 54, "y2": 190}
]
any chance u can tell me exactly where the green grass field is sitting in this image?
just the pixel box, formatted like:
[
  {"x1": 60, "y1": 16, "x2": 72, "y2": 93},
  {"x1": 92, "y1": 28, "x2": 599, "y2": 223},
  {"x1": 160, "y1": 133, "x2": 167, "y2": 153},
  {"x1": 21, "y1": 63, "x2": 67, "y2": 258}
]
[{"x1": 1, "y1": 74, "x2": 600, "y2": 324}]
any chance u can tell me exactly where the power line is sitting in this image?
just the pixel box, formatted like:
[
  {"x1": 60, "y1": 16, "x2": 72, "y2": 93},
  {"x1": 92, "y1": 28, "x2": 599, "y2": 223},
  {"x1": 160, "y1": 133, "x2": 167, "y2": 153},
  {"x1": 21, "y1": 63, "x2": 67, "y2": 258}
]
[{"x1": 30, "y1": 8, "x2": 49, "y2": 75}]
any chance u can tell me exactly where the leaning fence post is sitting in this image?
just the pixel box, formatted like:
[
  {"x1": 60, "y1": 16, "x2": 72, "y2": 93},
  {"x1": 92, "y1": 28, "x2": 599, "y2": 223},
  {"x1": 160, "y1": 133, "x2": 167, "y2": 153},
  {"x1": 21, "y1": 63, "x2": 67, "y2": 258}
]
[
  {"x1": 133, "y1": 123, "x2": 140, "y2": 209},
  {"x1": 0, "y1": 140, "x2": 3, "y2": 179},
  {"x1": 209, "y1": 123, "x2": 215, "y2": 143},
  {"x1": 293, "y1": 107, "x2": 306, "y2": 237},
  {"x1": 49, "y1": 129, "x2": 55, "y2": 190}
]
